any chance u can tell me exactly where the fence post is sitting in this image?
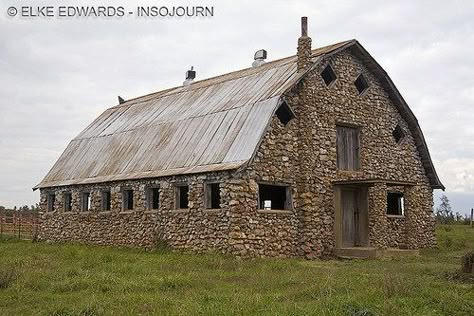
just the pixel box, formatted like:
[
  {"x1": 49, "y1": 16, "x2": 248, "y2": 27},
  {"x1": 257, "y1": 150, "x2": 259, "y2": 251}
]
[
  {"x1": 0, "y1": 213, "x2": 3, "y2": 237},
  {"x1": 18, "y1": 213, "x2": 21, "y2": 239},
  {"x1": 470, "y1": 208, "x2": 473, "y2": 228},
  {"x1": 33, "y1": 215, "x2": 36, "y2": 239},
  {"x1": 13, "y1": 213, "x2": 16, "y2": 239}
]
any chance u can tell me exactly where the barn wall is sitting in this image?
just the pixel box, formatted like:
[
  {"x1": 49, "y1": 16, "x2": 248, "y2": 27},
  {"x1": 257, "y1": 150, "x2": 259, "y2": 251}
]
[
  {"x1": 226, "y1": 116, "x2": 301, "y2": 258},
  {"x1": 291, "y1": 50, "x2": 435, "y2": 254},
  {"x1": 38, "y1": 172, "x2": 234, "y2": 252},
  {"x1": 243, "y1": 49, "x2": 436, "y2": 257}
]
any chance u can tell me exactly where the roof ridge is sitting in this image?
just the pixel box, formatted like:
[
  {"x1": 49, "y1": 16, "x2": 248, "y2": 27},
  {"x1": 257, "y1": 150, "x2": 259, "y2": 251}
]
[
  {"x1": 112, "y1": 57, "x2": 296, "y2": 109},
  {"x1": 112, "y1": 39, "x2": 355, "y2": 109}
]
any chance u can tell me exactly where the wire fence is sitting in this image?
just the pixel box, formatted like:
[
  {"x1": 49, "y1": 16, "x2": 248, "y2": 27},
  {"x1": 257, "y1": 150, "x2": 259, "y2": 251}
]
[{"x1": 0, "y1": 211, "x2": 39, "y2": 240}]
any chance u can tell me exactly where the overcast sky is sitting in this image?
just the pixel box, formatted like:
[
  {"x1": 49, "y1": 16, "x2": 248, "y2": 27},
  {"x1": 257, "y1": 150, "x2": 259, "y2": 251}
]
[{"x1": 0, "y1": 0, "x2": 472, "y2": 214}]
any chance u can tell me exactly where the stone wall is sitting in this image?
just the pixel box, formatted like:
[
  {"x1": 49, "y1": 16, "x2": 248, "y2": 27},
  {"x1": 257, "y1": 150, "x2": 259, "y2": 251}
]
[
  {"x1": 368, "y1": 183, "x2": 389, "y2": 249},
  {"x1": 404, "y1": 185, "x2": 436, "y2": 249},
  {"x1": 39, "y1": 171, "x2": 301, "y2": 257},
  {"x1": 38, "y1": 210, "x2": 160, "y2": 248},
  {"x1": 386, "y1": 216, "x2": 406, "y2": 248},
  {"x1": 39, "y1": 173, "x2": 233, "y2": 252},
  {"x1": 225, "y1": 179, "x2": 299, "y2": 257}
]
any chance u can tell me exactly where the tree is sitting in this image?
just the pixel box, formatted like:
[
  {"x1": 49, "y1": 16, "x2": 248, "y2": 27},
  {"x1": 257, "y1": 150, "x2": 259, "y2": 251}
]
[{"x1": 435, "y1": 194, "x2": 454, "y2": 224}]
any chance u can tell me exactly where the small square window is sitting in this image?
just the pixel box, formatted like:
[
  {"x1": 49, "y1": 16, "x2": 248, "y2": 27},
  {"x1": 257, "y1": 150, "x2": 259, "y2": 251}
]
[
  {"x1": 63, "y1": 193, "x2": 72, "y2": 212},
  {"x1": 147, "y1": 187, "x2": 160, "y2": 210},
  {"x1": 47, "y1": 193, "x2": 56, "y2": 212},
  {"x1": 387, "y1": 192, "x2": 404, "y2": 216},
  {"x1": 101, "y1": 191, "x2": 111, "y2": 211},
  {"x1": 392, "y1": 124, "x2": 406, "y2": 144},
  {"x1": 122, "y1": 189, "x2": 134, "y2": 211},
  {"x1": 175, "y1": 185, "x2": 189, "y2": 209},
  {"x1": 205, "y1": 183, "x2": 221, "y2": 209},
  {"x1": 320, "y1": 64, "x2": 337, "y2": 86},
  {"x1": 81, "y1": 192, "x2": 91, "y2": 212},
  {"x1": 258, "y1": 183, "x2": 292, "y2": 210},
  {"x1": 354, "y1": 74, "x2": 369, "y2": 95}
]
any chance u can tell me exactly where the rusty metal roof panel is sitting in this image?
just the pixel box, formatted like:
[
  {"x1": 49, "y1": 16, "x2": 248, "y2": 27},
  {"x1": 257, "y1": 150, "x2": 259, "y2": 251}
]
[{"x1": 35, "y1": 41, "x2": 354, "y2": 189}]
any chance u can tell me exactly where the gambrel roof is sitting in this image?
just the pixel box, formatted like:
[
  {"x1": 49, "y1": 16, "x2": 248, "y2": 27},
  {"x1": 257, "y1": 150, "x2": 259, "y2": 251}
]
[{"x1": 35, "y1": 40, "x2": 444, "y2": 190}]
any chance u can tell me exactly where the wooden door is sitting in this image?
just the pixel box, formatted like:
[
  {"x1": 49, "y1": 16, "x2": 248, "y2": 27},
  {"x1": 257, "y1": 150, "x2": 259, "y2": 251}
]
[
  {"x1": 336, "y1": 126, "x2": 360, "y2": 171},
  {"x1": 342, "y1": 189, "x2": 358, "y2": 247},
  {"x1": 341, "y1": 188, "x2": 368, "y2": 247}
]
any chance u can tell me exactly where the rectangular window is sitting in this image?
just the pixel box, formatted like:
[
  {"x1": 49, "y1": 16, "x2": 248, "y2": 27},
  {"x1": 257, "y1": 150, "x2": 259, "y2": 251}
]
[
  {"x1": 47, "y1": 193, "x2": 56, "y2": 212},
  {"x1": 122, "y1": 189, "x2": 134, "y2": 211},
  {"x1": 175, "y1": 185, "x2": 189, "y2": 209},
  {"x1": 63, "y1": 193, "x2": 72, "y2": 212},
  {"x1": 205, "y1": 183, "x2": 221, "y2": 209},
  {"x1": 387, "y1": 192, "x2": 404, "y2": 216},
  {"x1": 101, "y1": 191, "x2": 111, "y2": 211},
  {"x1": 81, "y1": 192, "x2": 91, "y2": 212},
  {"x1": 147, "y1": 187, "x2": 160, "y2": 210},
  {"x1": 336, "y1": 125, "x2": 360, "y2": 170},
  {"x1": 258, "y1": 183, "x2": 292, "y2": 210}
]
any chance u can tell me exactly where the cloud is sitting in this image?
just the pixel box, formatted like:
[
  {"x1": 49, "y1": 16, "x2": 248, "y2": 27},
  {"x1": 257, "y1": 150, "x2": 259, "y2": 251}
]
[
  {"x1": 434, "y1": 159, "x2": 474, "y2": 193},
  {"x1": 0, "y1": 0, "x2": 473, "y2": 211}
]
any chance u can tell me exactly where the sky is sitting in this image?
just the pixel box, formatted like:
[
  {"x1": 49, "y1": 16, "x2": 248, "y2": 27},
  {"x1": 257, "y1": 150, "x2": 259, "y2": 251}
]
[{"x1": 0, "y1": 0, "x2": 473, "y2": 214}]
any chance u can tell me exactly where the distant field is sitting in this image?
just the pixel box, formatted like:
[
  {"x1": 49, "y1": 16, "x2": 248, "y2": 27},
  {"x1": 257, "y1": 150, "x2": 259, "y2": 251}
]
[{"x1": 0, "y1": 225, "x2": 473, "y2": 316}]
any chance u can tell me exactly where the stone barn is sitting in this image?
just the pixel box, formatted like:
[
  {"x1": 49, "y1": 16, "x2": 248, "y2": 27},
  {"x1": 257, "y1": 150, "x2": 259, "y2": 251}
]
[{"x1": 34, "y1": 18, "x2": 444, "y2": 258}]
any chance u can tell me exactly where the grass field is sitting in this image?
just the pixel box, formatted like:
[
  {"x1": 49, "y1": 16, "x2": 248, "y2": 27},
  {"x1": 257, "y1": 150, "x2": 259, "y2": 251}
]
[{"x1": 0, "y1": 225, "x2": 473, "y2": 316}]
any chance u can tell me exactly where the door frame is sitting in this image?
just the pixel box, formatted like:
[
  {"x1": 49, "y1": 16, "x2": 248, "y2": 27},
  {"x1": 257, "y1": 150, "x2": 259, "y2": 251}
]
[{"x1": 334, "y1": 185, "x2": 369, "y2": 248}]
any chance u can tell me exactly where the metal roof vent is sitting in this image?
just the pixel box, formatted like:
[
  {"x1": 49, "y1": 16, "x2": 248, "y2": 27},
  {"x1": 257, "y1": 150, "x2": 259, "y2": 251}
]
[
  {"x1": 252, "y1": 49, "x2": 267, "y2": 67},
  {"x1": 183, "y1": 66, "x2": 196, "y2": 86}
]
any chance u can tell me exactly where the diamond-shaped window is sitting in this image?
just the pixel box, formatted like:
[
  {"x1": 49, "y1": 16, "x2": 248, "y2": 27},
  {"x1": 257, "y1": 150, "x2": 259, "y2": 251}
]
[
  {"x1": 354, "y1": 74, "x2": 369, "y2": 95},
  {"x1": 392, "y1": 124, "x2": 406, "y2": 144},
  {"x1": 320, "y1": 64, "x2": 337, "y2": 86}
]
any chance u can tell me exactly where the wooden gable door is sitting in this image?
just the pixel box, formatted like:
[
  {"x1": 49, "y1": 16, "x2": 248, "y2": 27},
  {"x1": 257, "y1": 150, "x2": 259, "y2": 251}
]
[
  {"x1": 336, "y1": 126, "x2": 360, "y2": 171},
  {"x1": 341, "y1": 188, "x2": 368, "y2": 247}
]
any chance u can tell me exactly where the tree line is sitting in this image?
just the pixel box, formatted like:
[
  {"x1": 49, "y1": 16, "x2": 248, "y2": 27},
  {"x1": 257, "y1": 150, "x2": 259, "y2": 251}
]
[
  {"x1": 0, "y1": 204, "x2": 40, "y2": 215},
  {"x1": 435, "y1": 194, "x2": 472, "y2": 225}
]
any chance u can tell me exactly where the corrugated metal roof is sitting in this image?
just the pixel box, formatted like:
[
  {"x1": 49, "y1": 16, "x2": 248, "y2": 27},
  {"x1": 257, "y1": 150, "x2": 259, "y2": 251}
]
[{"x1": 33, "y1": 40, "x2": 357, "y2": 189}]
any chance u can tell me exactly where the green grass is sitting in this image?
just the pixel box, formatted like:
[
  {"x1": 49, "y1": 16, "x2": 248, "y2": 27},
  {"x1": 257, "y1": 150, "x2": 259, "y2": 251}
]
[{"x1": 0, "y1": 225, "x2": 473, "y2": 316}]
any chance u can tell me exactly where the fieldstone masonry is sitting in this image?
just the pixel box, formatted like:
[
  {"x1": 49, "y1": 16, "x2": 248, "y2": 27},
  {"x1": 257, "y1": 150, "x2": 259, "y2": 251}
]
[{"x1": 38, "y1": 48, "x2": 437, "y2": 258}]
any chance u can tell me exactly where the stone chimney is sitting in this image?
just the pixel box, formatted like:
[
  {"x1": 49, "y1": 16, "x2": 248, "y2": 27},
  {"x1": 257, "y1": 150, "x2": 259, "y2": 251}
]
[{"x1": 297, "y1": 17, "x2": 312, "y2": 72}]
